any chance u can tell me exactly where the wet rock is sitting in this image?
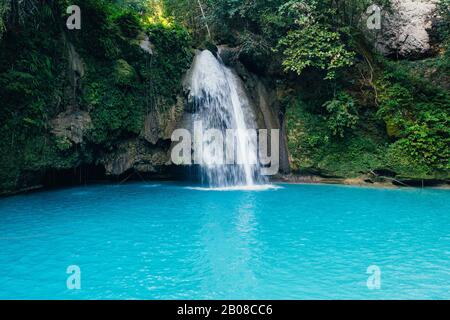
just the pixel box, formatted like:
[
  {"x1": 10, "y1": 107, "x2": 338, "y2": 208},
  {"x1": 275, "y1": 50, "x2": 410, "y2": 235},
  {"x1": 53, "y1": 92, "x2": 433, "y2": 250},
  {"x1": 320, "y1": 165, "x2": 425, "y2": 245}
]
[
  {"x1": 66, "y1": 41, "x2": 85, "y2": 106},
  {"x1": 142, "y1": 96, "x2": 184, "y2": 144},
  {"x1": 217, "y1": 45, "x2": 240, "y2": 66},
  {"x1": 102, "y1": 140, "x2": 170, "y2": 176},
  {"x1": 234, "y1": 66, "x2": 291, "y2": 174},
  {"x1": 67, "y1": 42, "x2": 85, "y2": 79}
]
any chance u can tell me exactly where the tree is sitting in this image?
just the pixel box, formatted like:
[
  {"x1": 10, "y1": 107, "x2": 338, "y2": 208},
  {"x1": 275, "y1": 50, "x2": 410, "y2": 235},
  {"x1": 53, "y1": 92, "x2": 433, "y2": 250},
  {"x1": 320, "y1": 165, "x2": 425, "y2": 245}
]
[{"x1": 278, "y1": 24, "x2": 354, "y2": 79}]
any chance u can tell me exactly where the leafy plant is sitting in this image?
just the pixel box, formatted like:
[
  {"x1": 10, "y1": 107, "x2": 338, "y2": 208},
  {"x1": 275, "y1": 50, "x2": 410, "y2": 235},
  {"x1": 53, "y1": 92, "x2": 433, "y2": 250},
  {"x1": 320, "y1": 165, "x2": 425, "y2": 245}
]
[
  {"x1": 323, "y1": 92, "x2": 359, "y2": 138},
  {"x1": 278, "y1": 24, "x2": 354, "y2": 79}
]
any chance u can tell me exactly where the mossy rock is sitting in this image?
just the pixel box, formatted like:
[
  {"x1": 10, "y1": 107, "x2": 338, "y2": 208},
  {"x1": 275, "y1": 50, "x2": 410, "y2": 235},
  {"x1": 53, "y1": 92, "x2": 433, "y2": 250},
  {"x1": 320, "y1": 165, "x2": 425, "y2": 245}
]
[
  {"x1": 385, "y1": 119, "x2": 402, "y2": 138},
  {"x1": 114, "y1": 59, "x2": 137, "y2": 86}
]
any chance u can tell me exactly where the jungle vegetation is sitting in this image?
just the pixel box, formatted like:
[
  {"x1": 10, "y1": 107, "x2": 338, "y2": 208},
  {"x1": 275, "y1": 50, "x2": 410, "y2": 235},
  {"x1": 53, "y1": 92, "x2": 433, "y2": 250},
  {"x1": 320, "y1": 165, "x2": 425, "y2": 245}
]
[{"x1": 0, "y1": 0, "x2": 448, "y2": 192}]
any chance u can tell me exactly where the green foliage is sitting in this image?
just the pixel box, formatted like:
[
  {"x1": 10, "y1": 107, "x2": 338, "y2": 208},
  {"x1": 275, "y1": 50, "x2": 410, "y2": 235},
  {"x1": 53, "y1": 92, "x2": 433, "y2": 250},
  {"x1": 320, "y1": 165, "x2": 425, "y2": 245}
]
[
  {"x1": 0, "y1": 0, "x2": 448, "y2": 192},
  {"x1": 114, "y1": 10, "x2": 142, "y2": 38},
  {"x1": 55, "y1": 136, "x2": 72, "y2": 151},
  {"x1": 72, "y1": 0, "x2": 122, "y2": 59},
  {"x1": 375, "y1": 62, "x2": 450, "y2": 177},
  {"x1": 114, "y1": 59, "x2": 138, "y2": 86},
  {"x1": 278, "y1": 25, "x2": 354, "y2": 79},
  {"x1": 286, "y1": 97, "x2": 385, "y2": 176},
  {"x1": 114, "y1": 0, "x2": 154, "y2": 15},
  {"x1": 0, "y1": 0, "x2": 10, "y2": 39},
  {"x1": 83, "y1": 75, "x2": 145, "y2": 146},
  {"x1": 0, "y1": 1, "x2": 79, "y2": 192},
  {"x1": 0, "y1": 0, "x2": 193, "y2": 192},
  {"x1": 0, "y1": 0, "x2": 47, "y2": 39},
  {"x1": 437, "y1": 0, "x2": 450, "y2": 40},
  {"x1": 286, "y1": 100, "x2": 328, "y2": 171},
  {"x1": 198, "y1": 0, "x2": 390, "y2": 76},
  {"x1": 323, "y1": 92, "x2": 358, "y2": 138},
  {"x1": 146, "y1": 22, "x2": 193, "y2": 101},
  {"x1": 78, "y1": 4, "x2": 192, "y2": 148},
  {"x1": 163, "y1": 0, "x2": 207, "y2": 43},
  {"x1": 437, "y1": 0, "x2": 450, "y2": 72}
]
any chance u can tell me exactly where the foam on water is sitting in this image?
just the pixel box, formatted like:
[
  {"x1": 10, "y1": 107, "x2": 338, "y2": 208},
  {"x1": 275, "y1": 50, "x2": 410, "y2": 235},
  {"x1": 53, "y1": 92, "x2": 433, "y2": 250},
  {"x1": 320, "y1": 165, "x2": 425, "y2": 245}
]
[
  {"x1": 187, "y1": 185, "x2": 282, "y2": 192},
  {"x1": 141, "y1": 184, "x2": 162, "y2": 188}
]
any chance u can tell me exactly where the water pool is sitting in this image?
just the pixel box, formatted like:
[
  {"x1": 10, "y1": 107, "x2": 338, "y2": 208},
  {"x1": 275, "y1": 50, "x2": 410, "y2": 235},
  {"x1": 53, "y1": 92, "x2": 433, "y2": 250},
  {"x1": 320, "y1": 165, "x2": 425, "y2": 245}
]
[{"x1": 0, "y1": 182, "x2": 449, "y2": 299}]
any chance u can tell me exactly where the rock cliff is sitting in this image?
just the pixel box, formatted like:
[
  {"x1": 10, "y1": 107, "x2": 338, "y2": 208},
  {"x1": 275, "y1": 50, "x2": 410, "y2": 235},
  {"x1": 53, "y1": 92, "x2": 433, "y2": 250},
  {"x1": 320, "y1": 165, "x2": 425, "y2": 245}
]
[{"x1": 375, "y1": 0, "x2": 440, "y2": 58}]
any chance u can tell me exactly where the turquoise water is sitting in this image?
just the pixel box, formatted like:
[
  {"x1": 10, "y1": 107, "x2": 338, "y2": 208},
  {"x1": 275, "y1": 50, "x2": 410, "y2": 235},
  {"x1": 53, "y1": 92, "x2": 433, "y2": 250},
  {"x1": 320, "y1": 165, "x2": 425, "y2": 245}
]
[{"x1": 0, "y1": 182, "x2": 449, "y2": 300}]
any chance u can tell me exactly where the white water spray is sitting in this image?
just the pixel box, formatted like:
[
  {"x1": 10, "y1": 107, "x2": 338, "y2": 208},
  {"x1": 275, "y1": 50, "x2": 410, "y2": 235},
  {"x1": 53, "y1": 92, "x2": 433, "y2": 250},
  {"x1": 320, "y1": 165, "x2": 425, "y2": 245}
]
[{"x1": 185, "y1": 50, "x2": 264, "y2": 187}]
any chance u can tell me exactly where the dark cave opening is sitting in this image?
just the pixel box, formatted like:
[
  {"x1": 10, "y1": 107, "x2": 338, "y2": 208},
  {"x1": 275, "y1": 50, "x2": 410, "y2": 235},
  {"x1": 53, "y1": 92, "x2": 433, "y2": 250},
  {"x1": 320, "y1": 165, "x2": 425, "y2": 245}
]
[{"x1": 42, "y1": 164, "x2": 108, "y2": 188}]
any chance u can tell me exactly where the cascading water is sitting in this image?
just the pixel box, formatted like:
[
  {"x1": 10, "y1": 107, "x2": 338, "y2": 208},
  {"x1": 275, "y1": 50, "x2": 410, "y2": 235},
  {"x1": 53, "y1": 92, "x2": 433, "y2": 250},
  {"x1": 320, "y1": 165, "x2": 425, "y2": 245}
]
[{"x1": 186, "y1": 50, "x2": 265, "y2": 188}]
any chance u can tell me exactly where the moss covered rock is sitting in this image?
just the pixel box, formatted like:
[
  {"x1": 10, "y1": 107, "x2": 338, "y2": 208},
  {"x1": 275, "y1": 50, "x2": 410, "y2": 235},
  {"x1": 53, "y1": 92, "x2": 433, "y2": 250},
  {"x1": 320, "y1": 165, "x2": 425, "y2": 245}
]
[{"x1": 114, "y1": 59, "x2": 137, "y2": 86}]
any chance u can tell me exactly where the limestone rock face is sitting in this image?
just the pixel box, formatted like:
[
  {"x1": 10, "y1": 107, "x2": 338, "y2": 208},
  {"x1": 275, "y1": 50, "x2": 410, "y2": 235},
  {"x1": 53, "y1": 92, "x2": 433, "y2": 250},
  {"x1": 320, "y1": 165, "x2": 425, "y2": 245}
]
[
  {"x1": 103, "y1": 140, "x2": 170, "y2": 176},
  {"x1": 217, "y1": 45, "x2": 240, "y2": 65},
  {"x1": 242, "y1": 74, "x2": 291, "y2": 175},
  {"x1": 142, "y1": 96, "x2": 185, "y2": 144},
  {"x1": 51, "y1": 110, "x2": 92, "y2": 145},
  {"x1": 375, "y1": 0, "x2": 439, "y2": 58},
  {"x1": 104, "y1": 144, "x2": 136, "y2": 176},
  {"x1": 102, "y1": 94, "x2": 184, "y2": 177}
]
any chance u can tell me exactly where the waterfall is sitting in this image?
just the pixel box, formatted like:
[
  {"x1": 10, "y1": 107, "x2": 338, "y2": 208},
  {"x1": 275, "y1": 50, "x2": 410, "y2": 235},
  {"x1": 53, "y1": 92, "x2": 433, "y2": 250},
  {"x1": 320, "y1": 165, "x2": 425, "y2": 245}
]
[{"x1": 185, "y1": 50, "x2": 264, "y2": 188}]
